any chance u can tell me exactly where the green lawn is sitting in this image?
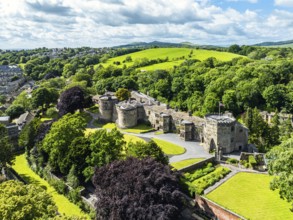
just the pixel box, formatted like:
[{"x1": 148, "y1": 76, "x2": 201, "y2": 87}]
[
  {"x1": 152, "y1": 138, "x2": 185, "y2": 155},
  {"x1": 124, "y1": 134, "x2": 146, "y2": 143},
  {"x1": 123, "y1": 124, "x2": 154, "y2": 134},
  {"x1": 99, "y1": 48, "x2": 243, "y2": 70},
  {"x1": 206, "y1": 172, "x2": 293, "y2": 220},
  {"x1": 40, "y1": 117, "x2": 53, "y2": 122},
  {"x1": 170, "y1": 158, "x2": 204, "y2": 170},
  {"x1": 12, "y1": 154, "x2": 88, "y2": 219}
]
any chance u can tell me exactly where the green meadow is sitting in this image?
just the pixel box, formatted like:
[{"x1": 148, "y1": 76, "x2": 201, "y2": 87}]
[
  {"x1": 206, "y1": 172, "x2": 293, "y2": 220},
  {"x1": 99, "y1": 48, "x2": 243, "y2": 70}
]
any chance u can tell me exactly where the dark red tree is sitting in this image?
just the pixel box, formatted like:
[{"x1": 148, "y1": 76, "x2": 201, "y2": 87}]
[
  {"x1": 93, "y1": 157, "x2": 187, "y2": 220},
  {"x1": 57, "y1": 86, "x2": 90, "y2": 116}
]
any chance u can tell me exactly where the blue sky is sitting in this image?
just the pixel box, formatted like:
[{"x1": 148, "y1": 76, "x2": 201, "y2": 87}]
[{"x1": 0, "y1": 0, "x2": 292, "y2": 49}]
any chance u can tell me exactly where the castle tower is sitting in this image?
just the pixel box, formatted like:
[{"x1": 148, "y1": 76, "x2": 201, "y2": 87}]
[
  {"x1": 116, "y1": 101, "x2": 138, "y2": 128},
  {"x1": 180, "y1": 120, "x2": 194, "y2": 141},
  {"x1": 203, "y1": 114, "x2": 237, "y2": 154},
  {"x1": 98, "y1": 94, "x2": 118, "y2": 122}
]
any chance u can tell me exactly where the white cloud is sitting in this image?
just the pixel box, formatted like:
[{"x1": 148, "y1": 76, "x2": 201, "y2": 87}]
[
  {"x1": 0, "y1": 0, "x2": 292, "y2": 48},
  {"x1": 275, "y1": 0, "x2": 293, "y2": 7}
]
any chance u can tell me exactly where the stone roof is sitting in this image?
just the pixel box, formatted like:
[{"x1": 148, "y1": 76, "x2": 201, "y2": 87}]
[
  {"x1": 205, "y1": 114, "x2": 235, "y2": 123},
  {"x1": 117, "y1": 100, "x2": 142, "y2": 110},
  {"x1": 181, "y1": 120, "x2": 193, "y2": 125},
  {"x1": 99, "y1": 93, "x2": 118, "y2": 101}
]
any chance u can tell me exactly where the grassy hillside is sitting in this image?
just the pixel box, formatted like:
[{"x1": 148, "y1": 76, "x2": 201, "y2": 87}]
[{"x1": 99, "y1": 48, "x2": 243, "y2": 71}]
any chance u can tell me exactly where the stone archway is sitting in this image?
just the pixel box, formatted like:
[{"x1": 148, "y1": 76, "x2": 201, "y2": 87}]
[{"x1": 210, "y1": 138, "x2": 216, "y2": 152}]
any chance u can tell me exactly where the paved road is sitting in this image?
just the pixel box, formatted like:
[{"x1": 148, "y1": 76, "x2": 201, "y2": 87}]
[{"x1": 124, "y1": 131, "x2": 211, "y2": 163}]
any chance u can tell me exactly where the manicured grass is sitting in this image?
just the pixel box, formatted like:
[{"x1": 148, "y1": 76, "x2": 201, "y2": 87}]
[
  {"x1": 40, "y1": 117, "x2": 53, "y2": 122},
  {"x1": 152, "y1": 138, "x2": 185, "y2": 155},
  {"x1": 124, "y1": 134, "x2": 146, "y2": 143},
  {"x1": 170, "y1": 158, "x2": 204, "y2": 170},
  {"x1": 12, "y1": 154, "x2": 88, "y2": 218},
  {"x1": 99, "y1": 48, "x2": 243, "y2": 70},
  {"x1": 102, "y1": 123, "x2": 117, "y2": 129},
  {"x1": 206, "y1": 172, "x2": 293, "y2": 220},
  {"x1": 122, "y1": 124, "x2": 154, "y2": 134},
  {"x1": 155, "y1": 131, "x2": 164, "y2": 135}
]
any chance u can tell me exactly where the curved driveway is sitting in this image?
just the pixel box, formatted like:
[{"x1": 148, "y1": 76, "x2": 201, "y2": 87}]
[{"x1": 125, "y1": 131, "x2": 211, "y2": 163}]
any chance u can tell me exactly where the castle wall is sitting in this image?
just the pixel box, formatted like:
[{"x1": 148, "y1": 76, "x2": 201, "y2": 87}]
[
  {"x1": 203, "y1": 120, "x2": 218, "y2": 152},
  {"x1": 216, "y1": 122, "x2": 236, "y2": 154},
  {"x1": 234, "y1": 123, "x2": 248, "y2": 151},
  {"x1": 137, "y1": 106, "x2": 146, "y2": 123}
]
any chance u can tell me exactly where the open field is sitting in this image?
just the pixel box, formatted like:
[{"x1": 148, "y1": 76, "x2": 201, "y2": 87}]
[
  {"x1": 99, "y1": 48, "x2": 243, "y2": 70},
  {"x1": 12, "y1": 154, "x2": 88, "y2": 218},
  {"x1": 152, "y1": 138, "x2": 185, "y2": 155},
  {"x1": 170, "y1": 158, "x2": 204, "y2": 170},
  {"x1": 206, "y1": 172, "x2": 293, "y2": 220}
]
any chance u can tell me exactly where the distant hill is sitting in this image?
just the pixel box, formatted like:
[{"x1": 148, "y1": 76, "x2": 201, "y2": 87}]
[
  {"x1": 113, "y1": 41, "x2": 222, "y2": 49},
  {"x1": 253, "y1": 39, "x2": 293, "y2": 47},
  {"x1": 98, "y1": 47, "x2": 243, "y2": 71}
]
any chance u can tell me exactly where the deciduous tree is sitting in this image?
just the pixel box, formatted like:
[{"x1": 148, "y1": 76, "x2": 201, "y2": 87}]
[
  {"x1": 0, "y1": 180, "x2": 57, "y2": 219},
  {"x1": 93, "y1": 157, "x2": 186, "y2": 220}
]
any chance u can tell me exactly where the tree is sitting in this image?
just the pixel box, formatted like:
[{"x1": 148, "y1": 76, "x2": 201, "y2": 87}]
[
  {"x1": 18, "y1": 118, "x2": 41, "y2": 154},
  {"x1": 84, "y1": 129, "x2": 125, "y2": 181},
  {"x1": 115, "y1": 88, "x2": 131, "y2": 101},
  {"x1": 31, "y1": 87, "x2": 58, "y2": 111},
  {"x1": 41, "y1": 113, "x2": 86, "y2": 173},
  {"x1": 93, "y1": 157, "x2": 186, "y2": 220},
  {"x1": 262, "y1": 84, "x2": 287, "y2": 111},
  {"x1": 5, "y1": 104, "x2": 25, "y2": 119},
  {"x1": 0, "y1": 180, "x2": 57, "y2": 219},
  {"x1": 0, "y1": 124, "x2": 14, "y2": 172},
  {"x1": 267, "y1": 137, "x2": 293, "y2": 208},
  {"x1": 126, "y1": 140, "x2": 169, "y2": 164},
  {"x1": 57, "y1": 86, "x2": 90, "y2": 116},
  {"x1": 63, "y1": 136, "x2": 91, "y2": 181},
  {"x1": 228, "y1": 44, "x2": 241, "y2": 54}
]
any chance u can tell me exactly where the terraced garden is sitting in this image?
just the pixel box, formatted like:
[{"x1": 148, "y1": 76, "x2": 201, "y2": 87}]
[
  {"x1": 206, "y1": 172, "x2": 293, "y2": 220},
  {"x1": 183, "y1": 163, "x2": 230, "y2": 195}
]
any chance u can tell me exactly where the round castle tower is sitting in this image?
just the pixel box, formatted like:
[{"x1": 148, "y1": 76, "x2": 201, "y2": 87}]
[
  {"x1": 99, "y1": 94, "x2": 118, "y2": 122},
  {"x1": 116, "y1": 100, "x2": 139, "y2": 128}
]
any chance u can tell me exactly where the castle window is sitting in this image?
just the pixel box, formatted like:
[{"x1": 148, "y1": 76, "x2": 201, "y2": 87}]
[
  {"x1": 239, "y1": 128, "x2": 243, "y2": 133},
  {"x1": 231, "y1": 126, "x2": 235, "y2": 132},
  {"x1": 231, "y1": 138, "x2": 234, "y2": 143}
]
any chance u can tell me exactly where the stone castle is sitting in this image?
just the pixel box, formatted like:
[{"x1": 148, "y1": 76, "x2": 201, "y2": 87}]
[{"x1": 95, "y1": 91, "x2": 248, "y2": 154}]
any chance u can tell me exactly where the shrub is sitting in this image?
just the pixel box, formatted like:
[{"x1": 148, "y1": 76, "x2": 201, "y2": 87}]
[
  {"x1": 248, "y1": 155, "x2": 257, "y2": 167},
  {"x1": 46, "y1": 107, "x2": 58, "y2": 118},
  {"x1": 49, "y1": 178, "x2": 67, "y2": 195},
  {"x1": 226, "y1": 158, "x2": 239, "y2": 164}
]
